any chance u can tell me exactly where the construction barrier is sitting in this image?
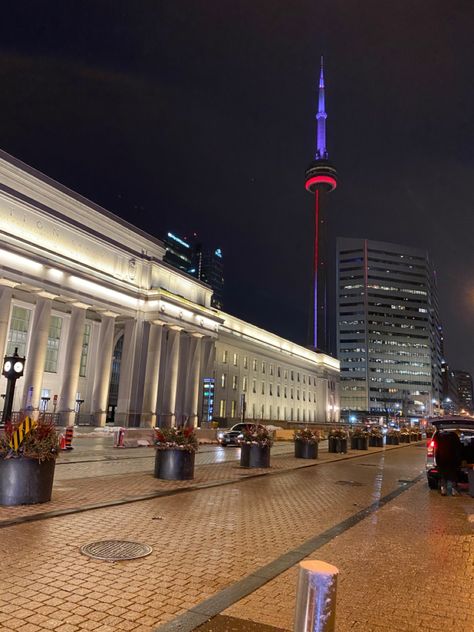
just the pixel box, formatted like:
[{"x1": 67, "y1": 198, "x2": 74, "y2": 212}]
[
  {"x1": 9, "y1": 416, "x2": 36, "y2": 451},
  {"x1": 114, "y1": 427, "x2": 125, "y2": 448},
  {"x1": 61, "y1": 426, "x2": 74, "y2": 450}
]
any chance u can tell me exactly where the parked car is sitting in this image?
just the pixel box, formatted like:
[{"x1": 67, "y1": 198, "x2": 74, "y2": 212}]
[
  {"x1": 217, "y1": 423, "x2": 265, "y2": 447},
  {"x1": 426, "y1": 416, "x2": 474, "y2": 490}
]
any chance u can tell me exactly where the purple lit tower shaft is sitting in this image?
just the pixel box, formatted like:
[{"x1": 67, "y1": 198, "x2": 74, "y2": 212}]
[{"x1": 305, "y1": 57, "x2": 337, "y2": 352}]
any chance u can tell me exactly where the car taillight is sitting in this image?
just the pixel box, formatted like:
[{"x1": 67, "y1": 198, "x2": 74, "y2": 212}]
[{"x1": 427, "y1": 439, "x2": 435, "y2": 457}]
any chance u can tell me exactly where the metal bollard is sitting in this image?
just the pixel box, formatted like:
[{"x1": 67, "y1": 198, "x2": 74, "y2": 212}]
[{"x1": 294, "y1": 560, "x2": 339, "y2": 632}]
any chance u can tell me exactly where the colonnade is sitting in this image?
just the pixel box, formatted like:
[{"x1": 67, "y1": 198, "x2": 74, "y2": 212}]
[{"x1": 0, "y1": 285, "x2": 214, "y2": 427}]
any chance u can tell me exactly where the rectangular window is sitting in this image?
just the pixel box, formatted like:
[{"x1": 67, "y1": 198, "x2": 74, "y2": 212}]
[
  {"x1": 270, "y1": 364, "x2": 274, "y2": 376},
  {"x1": 242, "y1": 376, "x2": 247, "y2": 392},
  {"x1": 44, "y1": 316, "x2": 62, "y2": 373},
  {"x1": 233, "y1": 353, "x2": 238, "y2": 366},
  {"x1": 277, "y1": 366, "x2": 281, "y2": 378},
  {"x1": 219, "y1": 399, "x2": 226, "y2": 417},
  {"x1": 297, "y1": 372, "x2": 300, "y2": 382},
  {"x1": 262, "y1": 362, "x2": 266, "y2": 374},
  {"x1": 303, "y1": 375, "x2": 306, "y2": 384},
  {"x1": 284, "y1": 369, "x2": 288, "y2": 380},
  {"x1": 277, "y1": 384, "x2": 281, "y2": 397},
  {"x1": 232, "y1": 375, "x2": 238, "y2": 390},
  {"x1": 291, "y1": 388, "x2": 294, "y2": 399},
  {"x1": 222, "y1": 350, "x2": 228, "y2": 363},
  {"x1": 269, "y1": 384, "x2": 273, "y2": 396},
  {"x1": 253, "y1": 358, "x2": 257, "y2": 371},
  {"x1": 297, "y1": 389, "x2": 300, "y2": 400},
  {"x1": 231, "y1": 400, "x2": 236, "y2": 417},
  {"x1": 291, "y1": 370, "x2": 294, "y2": 381},
  {"x1": 303, "y1": 391, "x2": 306, "y2": 401},
  {"x1": 6, "y1": 306, "x2": 31, "y2": 356},
  {"x1": 252, "y1": 379, "x2": 256, "y2": 394},
  {"x1": 79, "y1": 323, "x2": 91, "y2": 377},
  {"x1": 284, "y1": 386, "x2": 287, "y2": 398},
  {"x1": 261, "y1": 382, "x2": 265, "y2": 395},
  {"x1": 244, "y1": 356, "x2": 248, "y2": 369},
  {"x1": 221, "y1": 373, "x2": 226, "y2": 388}
]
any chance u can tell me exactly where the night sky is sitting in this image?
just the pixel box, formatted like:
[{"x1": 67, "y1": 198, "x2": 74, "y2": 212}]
[{"x1": 0, "y1": 2, "x2": 472, "y2": 375}]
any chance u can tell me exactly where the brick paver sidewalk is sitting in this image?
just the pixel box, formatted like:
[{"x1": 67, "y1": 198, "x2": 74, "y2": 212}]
[
  {"x1": 0, "y1": 442, "x2": 413, "y2": 526},
  {"x1": 219, "y1": 475, "x2": 474, "y2": 632},
  {"x1": 1, "y1": 444, "x2": 462, "y2": 632}
]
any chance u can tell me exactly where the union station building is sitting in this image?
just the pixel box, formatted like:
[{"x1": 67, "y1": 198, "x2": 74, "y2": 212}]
[{"x1": 0, "y1": 150, "x2": 339, "y2": 427}]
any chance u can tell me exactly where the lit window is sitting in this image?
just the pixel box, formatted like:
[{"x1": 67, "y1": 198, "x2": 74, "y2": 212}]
[
  {"x1": 7, "y1": 306, "x2": 31, "y2": 357},
  {"x1": 231, "y1": 400, "x2": 237, "y2": 417},
  {"x1": 44, "y1": 316, "x2": 62, "y2": 373},
  {"x1": 221, "y1": 373, "x2": 226, "y2": 388},
  {"x1": 233, "y1": 353, "x2": 238, "y2": 366},
  {"x1": 242, "y1": 376, "x2": 247, "y2": 392},
  {"x1": 222, "y1": 350, "x2": 228, "y2": 363},
  {"x1": 232, "y1": 375, "x2": 238, "y2": 390},
  {"x1": 219, "y1": 400, "x2": 226, "y2": 417}
]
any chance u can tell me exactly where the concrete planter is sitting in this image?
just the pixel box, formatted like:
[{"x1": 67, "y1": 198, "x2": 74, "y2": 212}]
[
  {"x1": 386, "y1": 435, "x2": 400, "y2": 445},
  {"x1": 351, "y1": 436, "x2": 369, "y2": 450},
  {"x1": 328, "y1": 437, "x2": 347, "y2": 454},
  {"x1": 294, "y1": 439, "x2": 318, "y2": 459},
  {"x1": 240, "y1": 444, "x2": 271, "y2": 468},
  {"x1": 154, "y1": 449, "x2": 195, "y2": 480},
  {"x1": 369, "y1": 436, "x2": 384, "y2": 448},
  {"x1": 0, "y1": 457, "x2": 56, "y2": 506}
]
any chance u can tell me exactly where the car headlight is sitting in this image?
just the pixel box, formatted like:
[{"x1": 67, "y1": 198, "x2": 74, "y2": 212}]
[{"x1": 217, "y1": 432, "x2": 224, "y2": 439}]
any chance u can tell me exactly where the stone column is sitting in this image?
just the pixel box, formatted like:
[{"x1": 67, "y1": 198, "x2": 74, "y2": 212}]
[
  {"x1": 22, "y1": 297, "x2": 53, "y2": 414},
  {"x1": 0, "y1": 285, "x2": 13, "y2": 359},
  {"x1": 142, "y1": 322, "x2": 164, "y2": 427},
  {"x1": 58, "y1": 305, "x2": 87, "y2": 426},
  {"x1": 184, "y1": 334, "x2": 202, "y2": 427},
  {"x1": 91, "y1": 314, "x2": 116, "y2": 426},
  {"x1": 160, "y1": 327, "x2": 181, "y2": 427}
]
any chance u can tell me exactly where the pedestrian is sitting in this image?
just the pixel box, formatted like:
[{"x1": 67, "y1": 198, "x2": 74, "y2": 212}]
[{"x1": 435, "y1": 430, "x2": 462, "y2": 496}]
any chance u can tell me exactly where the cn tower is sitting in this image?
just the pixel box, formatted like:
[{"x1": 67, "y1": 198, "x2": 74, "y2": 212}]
[{"x1": 305, "y1": 57, "x2": 338, "y2": 352}]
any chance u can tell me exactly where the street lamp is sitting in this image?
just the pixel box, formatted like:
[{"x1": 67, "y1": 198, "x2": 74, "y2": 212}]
[{"x1": 1, "y1": 347, "x2": 25, "y2": 424}]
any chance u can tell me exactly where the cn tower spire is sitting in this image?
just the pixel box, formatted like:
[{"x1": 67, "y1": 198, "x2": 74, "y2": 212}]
[{"x1": 316, "y1": 56, "x2": 328, "y2": 160}]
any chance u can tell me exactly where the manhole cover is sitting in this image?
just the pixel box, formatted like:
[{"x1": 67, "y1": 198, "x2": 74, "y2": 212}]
[
  {"x1": 335, "y1": 480, "x2": 363, "y2": 487},
  {"x1": 80, "y1": 540, "x2": 153, "y2": 561}
]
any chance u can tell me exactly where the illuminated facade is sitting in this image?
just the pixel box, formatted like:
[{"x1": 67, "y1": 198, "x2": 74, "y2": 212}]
[
  {"x1": 0, "y1": 150, "x2": 339, "y2": 426},
  {"x1": 336, "y1": 238, "x2": 442, "y2": 419},
  {"x1": 304, "y1": 57, "x2": 338, "y2": 352}
]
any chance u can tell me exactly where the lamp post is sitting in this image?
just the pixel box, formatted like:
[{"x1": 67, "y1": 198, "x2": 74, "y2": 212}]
[
  {"x1": 2, "y1": 348, "x2": 26, "y2": 424},
  {"x1": 75, "y1": 398, "x2": 84, "y2": 426}
]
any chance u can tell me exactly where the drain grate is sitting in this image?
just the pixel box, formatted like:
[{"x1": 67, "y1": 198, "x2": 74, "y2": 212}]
[
  {"x1": 80, "y1": 540, "x2": 153, "y2": 561},
  {"x1": 335, "y1": 480, "x2": 363, "y2": 487}
]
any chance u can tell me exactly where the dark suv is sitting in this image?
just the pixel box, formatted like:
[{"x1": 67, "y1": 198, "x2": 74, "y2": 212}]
[{"x1": 426, "y1": 416, "x2": 474, "y2": 490}]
